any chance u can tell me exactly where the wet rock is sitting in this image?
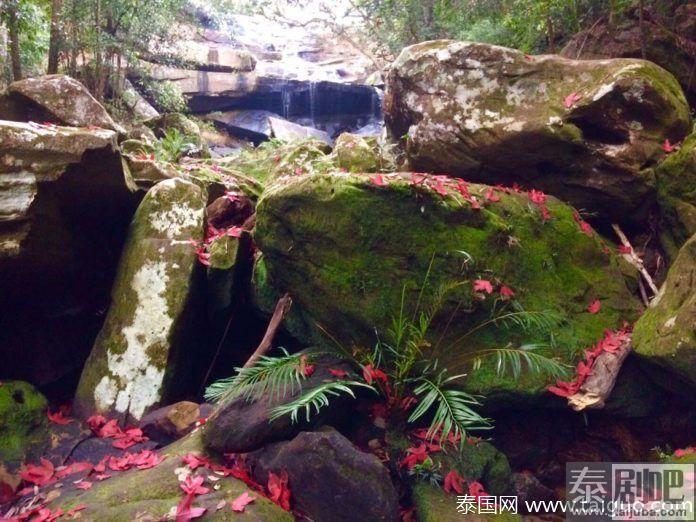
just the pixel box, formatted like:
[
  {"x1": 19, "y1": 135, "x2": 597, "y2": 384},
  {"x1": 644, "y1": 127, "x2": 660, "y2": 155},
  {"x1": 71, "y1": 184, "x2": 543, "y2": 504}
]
[
  {"x1": 384, "y1": 40, "x2": 691, "y2": 223},
  {"x1": 511, "y1": 471, "x2": 556, "y2": 507},
  {"x1": 121, "y1": 79, "x2": 160, "y2": 121},
  {"x1": 249, "y1": 427, "x2": 399, "y2": 522},
  {"x1": 0, "y1": 382, "x2": 48, "y2": 489},
  {"x1": 206, "y1": 110, "x2": 279, "y2": 144},
  {"x1": 269, "y1": 116, "x2": 331, "y2": 145},
  {"x1": 255, "y1": 172, "x2": 641, "y2": 398},
  {"x1": 0, "y1": 121, "x2": 138, "y2": 386},
  {"x1": 139, "y1": 401, "x2": 211, "y2": 443},
  {"x1": 654, "y1": 131, "x2": 696, "y2": 258},
  {"x1": 203, "y1": 355, "x2": 354, "y2": 453},
  {"x1": 44, "y1": 430, "x2": 291, "y2": 521},
  {"x1": 74, "y1": 178, "x2": 206, "y2": 422},
  {"x1": 1, "y1": 75, "x2": 125, "y2": 133},
  {"x1": 633, "y1": 232, "x2": 696, "y2": 393},
  {"x1": 561, "y1": 3, "x2": 696, "y2": 107}
]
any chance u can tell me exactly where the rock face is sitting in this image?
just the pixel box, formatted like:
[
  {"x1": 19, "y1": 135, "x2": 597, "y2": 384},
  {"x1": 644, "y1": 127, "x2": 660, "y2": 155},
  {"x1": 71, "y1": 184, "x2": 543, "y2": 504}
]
[
  {"x1": 203, "y1": 355, "x2": 354, "y2": 453},
  {"x1": 384, "y1": 41, "x2": 691, "y2": 222},
  {"x1": 633, "y1": 232, "x2": 696, "y2": 393},
  {"x1": 0, "y1": 381, "x2": 48, "y2": 487},
  {"x1": 0, "y1": 121, "x2": 138, "y2": 386},
  {"x1": 561, "y1": 3, "x2": 696, "y2": 107},
  {"x1": 255, "y1": 172, "x2": 641, "y2": 398},
  {"x1": 1, "y1": 75, "x2": 124, "y2": 133},
  {"x1": 654, "y1": 131, "x2": 696, "y2": 258},
  {"x1": 74, "y1": 178, "x2": 206, "y2": 422},
  {"x1": 250, "y1": 427, "x2": 399, "y2": 522}
]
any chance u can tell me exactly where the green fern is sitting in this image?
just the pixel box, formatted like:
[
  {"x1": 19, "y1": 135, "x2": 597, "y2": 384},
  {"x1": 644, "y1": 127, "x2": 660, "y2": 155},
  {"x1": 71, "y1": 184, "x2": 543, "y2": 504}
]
[
  {"x1": 408, "y1": 371, "x2": 491, "y2": 446},
  {"x1": 471, "y1": 344, "x2": 570, "y2": 380},
  {"x1": 204, "y1": 349, "x2": 305, "y2": 405},
  {"x1": 269, "y1": 380, "x2": 376, "y2": 423}
]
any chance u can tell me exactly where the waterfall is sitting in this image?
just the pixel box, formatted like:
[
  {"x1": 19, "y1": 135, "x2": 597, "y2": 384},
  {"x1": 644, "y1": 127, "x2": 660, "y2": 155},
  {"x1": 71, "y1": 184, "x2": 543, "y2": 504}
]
[
  {"x1": 309, "y1": 82, "x2": 318, "y2": 126},
  {"x1": 281, "y1": 89, "x2": 292, "y2": 119}
]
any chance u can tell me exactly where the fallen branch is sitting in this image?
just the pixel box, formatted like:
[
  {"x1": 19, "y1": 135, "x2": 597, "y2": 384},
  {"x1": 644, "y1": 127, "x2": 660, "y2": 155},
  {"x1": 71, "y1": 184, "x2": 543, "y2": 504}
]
[
  {"x1": 243, "y1": 293, "x2": 293, "y2": 368},
  {"x1": 612, "y1": 223, "x2": 659, "y2": 296},
  {"x1": 568, "y1": 339, "x2": 631, "y2": 411}
]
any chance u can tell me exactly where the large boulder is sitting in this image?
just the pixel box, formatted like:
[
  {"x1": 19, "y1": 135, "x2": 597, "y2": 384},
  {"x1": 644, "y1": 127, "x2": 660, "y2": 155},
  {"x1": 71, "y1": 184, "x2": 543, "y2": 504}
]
[
  {"x1": 255, "y1": 172, "x2": 641, "y2": 398},
  {"x1": 654, "y1": 131, "x2": 696, "y2": 258},
  {"x1": 384, "y1": 41, "x2": 691, "y2": 223},
  {"x1": 561, "y1": 3, "x2": 696, "y2": 107},
  {"x1": 0, "y1": 75, "x2": 124, "y2": 133},
  {"x1": 633, "y1": 232, "x2": 696, "y2": 393},
  {"x1": 0, "y1": 121, "x2": 138, "y2": 386},
  {"x1": 74, "y1": 178, "x2": 206, "y2": 422},
  {"x1": 249, "y1": 427, "x2": 399, "y2": 522},
  {"x1": 0, "y1": 381, "x2": 48, "y2": 490}
]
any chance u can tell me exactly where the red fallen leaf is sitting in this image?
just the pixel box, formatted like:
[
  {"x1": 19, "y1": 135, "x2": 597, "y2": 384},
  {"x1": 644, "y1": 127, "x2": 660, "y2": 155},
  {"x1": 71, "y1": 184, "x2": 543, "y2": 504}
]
[
  {"x1": 112, "y1": 427, "x2": 148, "y2": 449},
  {"x1": 195, "y1": 418, "x2": 207, "y2": 427},
  {"x1": 94, "y1": 473, "x2": 111, "y2": 481},
  {"x1": 469, "y1": 196, "x2": 481, "y2": 210},
  {"x1": 132, "y1": 450, "x2": 165, "y2": 470},
  {"x1": 299, "y1": 355, "x2": 315, "y2": 377},
  {"x1": 31, "y1": 507, "x2": 64, "y2": 522},
  {"x1": 484, "y1": 188, "x2": 501, "y2": 202},
  {"x1": 47, "y1": 409, "x2": 72, "y2": 425},
  {"x1": 500, "y1": 285, "x2": 515, "y2": 298},
  {"x1": 369, "y1": 174, "x2": 388, "y2": 187},
  {"x1": 98, "y1": 419, "x2": 122, "y2": 438},
  {"x1": 473, "y1": 279, "x2": 493, "y2": 294},
  {"x1": 399, "y1": 443, "x2": 429, "y2": 470},
  {"x1": 230, "y1": 491, "x2": 256, "y2": 512},
  {"x1": 674, "y1": 446, "x2": 696, "y2": 457},
  {"x1": 443, "y1": 470, "x2": 466, "y2": 494},
  {"x1": 572, "y1": 212, "x2": 593, "y2": 236},
  {"x1": 86, "y1": 414, "x2": 106, "y2": 432},
  {"x1": 0, "y1": 481, "x2": 15, "y2": 504},
  {"x1": 587, "y1": 299, "x2": 601, "y2": 314},
  {"x1": 66, "y1": 504, "x2": 87, "y2": 518},
  {"x1": 662, "y1": 139, "x2": 678, "y2": 153},
  {"x1": 267, "y1": 471, "x2": 291, "y2": 511},
  {"x1": 176, "y1": 491, "x2": 207, "y2": 522},
  {"x1": 617, "y1": 245, "x2": 632, "y2": 254},
  {"x1": 524, "y1": 54, "x2": 534, "y2": 62},
  {"x1": 182, "y1": 453, "x2": 211, "y2": 470},
  {"x1": 512, "y1": 183, "x2": 523, "y2": 193},
  {"x1": 564, "y1": 92, "x2": 582, "y2": 109},
  {"x1": 20, "y1": 458, "x2": 55, "y2": 486},
  {"x1": 75, "y1": 481, "x2": 92, "y2": 490},
  {"x1": 540, "y1": 204, "x2": 551, "y2": 221},
  {"x1": 294, "y1": 167, "x2": 303, "y2": 176},
  {"x1": 362, "y1": 364, "x2": 389, "y2": 385},
  {"x1": 468, "y1": 481, "x2": 488, "y2": 498},
  {"x1": 328, "y1": 368, "x2": 347, "y2": 378},
  {"x1": 528, "y1": 189, "x2": 547, "y2": 205},
  {"x1": 55, "y1": 461, "x2": 93, "y2": 479},
  {"x1": 226, "y1": 226, "x2": 244, "y2": 238},
  {"x1": 180, "y1": 475, "x2": 210, "y2": 496},
  {"x1": 430, "y1": 178, "x2": 449, "y2": 197}
]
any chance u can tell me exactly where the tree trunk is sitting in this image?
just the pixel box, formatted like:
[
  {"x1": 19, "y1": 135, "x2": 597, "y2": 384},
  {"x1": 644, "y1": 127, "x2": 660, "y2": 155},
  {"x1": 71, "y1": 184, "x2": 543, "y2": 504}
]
[
  {"x1": 638, "y1": 0, "x2": 646, "y2": 59},
  {"x1": 7, "y1": 3, "x2": 22, "y2": 81},
  {"x1": 47, "y1": 0, "x2": 63, "y2": 74},
  {"x1": 93, "y1": 0, "x2": 103, "y2": 100}
]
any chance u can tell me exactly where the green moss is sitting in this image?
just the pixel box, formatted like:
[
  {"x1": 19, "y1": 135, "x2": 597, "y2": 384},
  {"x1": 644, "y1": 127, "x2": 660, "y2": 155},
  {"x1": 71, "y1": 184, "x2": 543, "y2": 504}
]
[
  {"x1": 0, "y1": 381, "x2": 48, "y2": 465},
  {"x1": 413, "y1": 483, "x2": 521, "y2": 522},
  {"x1": 255, "y1": 173, "x2": 641, "y2": 398}
]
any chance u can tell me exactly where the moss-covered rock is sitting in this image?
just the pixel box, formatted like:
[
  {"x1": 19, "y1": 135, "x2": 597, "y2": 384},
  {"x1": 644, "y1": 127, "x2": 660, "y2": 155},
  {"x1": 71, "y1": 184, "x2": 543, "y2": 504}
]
[
  {"x1": 334, "y1": 133, "x2": 394, "y2": 173},
  {"x1": 633, "y1": 232, "x2": 696, "y2": 394},
  {"x1": 255, "y1": 172, "x2": 641, "y2": 398},
  {"x1": 46, "y1": 430, "x2": 291, "y2": 521},
  {"x1": 654, "y1": 132, "x2": 696, "y2": 259},
  {"x1": 2, "y1": 74, "x2": 125, "y2": 133},
  {"x1": 74, "y1": 178, "x2": 206, "y2": 422},
  {"x1": 384, "y1": 41, "x2": 691, "y2": 223},
  {"x1": 0, "y1": 381, "x2": 48, "y2": 484},
  {"x1": 148, "y1": 113, "x2": 202, "y2": 142},
  {"x1": 412, "y1": 483, "x2": 521, "y2": 521}
]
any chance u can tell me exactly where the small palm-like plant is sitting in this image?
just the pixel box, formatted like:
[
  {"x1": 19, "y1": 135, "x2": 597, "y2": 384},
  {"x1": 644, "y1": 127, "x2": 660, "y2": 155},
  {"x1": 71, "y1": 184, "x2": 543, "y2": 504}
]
[
  {"x1": 154, "y1": 128, "x2": 197, "y2": 163},
  {"x1": 205, "y1": 253, "x2": 569, "y2": 445}
]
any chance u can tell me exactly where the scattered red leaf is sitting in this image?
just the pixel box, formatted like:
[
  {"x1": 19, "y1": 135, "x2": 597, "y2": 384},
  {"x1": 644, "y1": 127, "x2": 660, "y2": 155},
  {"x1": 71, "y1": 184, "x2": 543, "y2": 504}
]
[
  {"x1": 587, "y1": 299, "x2": 601, "y2": 314},
  {"x1": 473, "y1": 279, "x2": 493, "y2": 294},
  {"x1": 86, "y1": 414, "x2": 107, "y2": 432},
  {"x1": 564, "y1": 92, "x2": 582, "y2": 109},
  {"x1": 468, "y1": 481, "x2": 489, "y2": 498},
  {"x1": 617, "y1": 245, "x2": 632, "y2": 254},
  {"x1": 180, "y1": 475, "x2": 210, "y2": 496},
  {"x1": 267, "y1": 471, "x2": 291, "y2": 511},
  {"x1": 47, "y1": 409, "x2": 72, "y2": 425},
  {"x1": 362, "y1": 364, "x2": 389, "y2": 386},
  {"x1": 674, "y1": 447, "x2": 696, "y2": 458},
  {"x1": 399, "y1": 443, "x2": 429, "y2": 470},
  {"x1": 662, "y1": 139, "x2": 678, "y2": 153},
  {"x1": 500, "y1": 285, "x2": 515, "y2": 298},
  {"x1": 328, "y1": 368, "x2": 348, "y2": 378},
  {"x1": 66, "y1": 504, "x2": 87, "y2": 518},
  {"x1": 30, "y1": 507, "x2": 64, "y2": 522},
  {"x1": 369, "y1": 174, "x2": 388, "y2": 187},
  {"x1": 484, "y1": 187, "x2": 501, "y2": 202},
  {"x1": 182, "y1": 453, "x2": 211, "y2": 470},
  {"x1": 75, "y1": 481, "x2": 92, "y2": 490},
  {"x1": 443, "y1": 470, "x2": 466, "y2": 494},
  {"x1": 20, "y1": 458, "x2": 55, "y2": 487},
  {"x1": 230, "y1": 491, "x2": 256, "y2": 512}
]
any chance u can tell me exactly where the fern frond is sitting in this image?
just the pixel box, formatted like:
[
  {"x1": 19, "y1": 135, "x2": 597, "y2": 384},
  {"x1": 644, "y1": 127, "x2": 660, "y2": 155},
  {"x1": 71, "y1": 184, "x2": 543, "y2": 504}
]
[
  {"x1": 408, "y1": 372, "x2": 491, "y2": 446},
  {"x1": 471, "y1": 344, "x2": 570, "y2": 380},
  {"x1": 452, "y1": 308, "x2": 563, "y2": 346},
  {"x1": 269, "y1": 381, "x2": 376, "y2": 423},
  {"x1": 204, "y1": 349, "x2": 305, "y2": 405}
]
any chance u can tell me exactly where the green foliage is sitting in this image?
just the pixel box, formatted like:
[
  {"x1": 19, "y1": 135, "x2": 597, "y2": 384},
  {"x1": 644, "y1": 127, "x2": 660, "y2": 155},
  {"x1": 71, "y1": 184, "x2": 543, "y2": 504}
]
[
  {"x1": 146, "y1": 80, "x2": 187, "y2": 113},
  {"x1": 153, "y1": 128, "x2": 198, "y2": 163}
]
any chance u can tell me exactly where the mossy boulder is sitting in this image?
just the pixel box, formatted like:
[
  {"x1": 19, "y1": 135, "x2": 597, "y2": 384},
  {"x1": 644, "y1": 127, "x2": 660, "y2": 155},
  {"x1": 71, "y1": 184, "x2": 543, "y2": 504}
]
[
  {"x1": 46, "y1": 430, "x2": 291, "y2": 521},
  {"x1": 654, "y1": 131, "x2": 696, "y2": 259},
  {"x1": 255, "y1": 172, "x2": 641, "y2": 399},
  {"x1": 384, "y1": 41, "x2": 691, "y2": 223},
  {"x1": 74, "y1": 178, "x2": 206, "y2": 422},
  {"x1": 334, "y1": 133, "x2": 393, "y2": 172},
  {"x1": 0, "y1": 381, "x2": 48, "y2": 485},
  {"x1": 633, "y1": 232, "x2": 696, "y2": 394},
  {"x1": 2, "y1": 74, "x2": 124, "y2": 133},
  {"x1": 148, "y1": 113, "x2": 202, "y2": 142},
  {"x1": 412, "y1": 483, "x2": 521, "y2": 522}
]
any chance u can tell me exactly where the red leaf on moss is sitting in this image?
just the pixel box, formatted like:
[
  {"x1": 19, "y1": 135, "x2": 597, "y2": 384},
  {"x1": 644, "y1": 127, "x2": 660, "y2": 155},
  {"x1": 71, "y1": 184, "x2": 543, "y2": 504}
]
[
  {"x1": 182, "y1": 453, "x2": 211, "y2": 470},
  {"x1": 86, "y1": 414, "x2": 106, "y2": 432},
  {"x1": 66, "y1": 504, "x2": 87, "y2": 518},
  {"x1": 20, "y1": 458, "x2": 55, "y2": 486},
  {"x1": 484, "y1": 188, "x2": 501, "y2": 202},
  {"x1": 399, "y1": 444, "x2": 429, "y2": 470},
  {"x1": 468, "y1": 481, "x2": 488, "y2": 498},
  {"x1": 587, "y1": 299, "x2": 601, "y2": 314},
  {"x1": 674, "y1": 447, "x2": 696, "y2": 457},
  {"x1": 662, "y1": 139, "x2": 678, "y2": 153},
  {"x1": 180, "y1": 475, "x2": 210, "y2": 496},
  {"x1": 473, "y1": 279, "x2": 493, "y2": 294},
  {"x1": 31, "y1": 507, "x2": 64, "y2": 522},
  {"x1": 75, "y1": 481, "x2": 92, "y2": 490},
  {"x1": 617, "y1": 245, "x2": 632, "y2": 254},
  {"x1": 47, "y1": 409, "x2": 72, "y2": 425},
  {"x1": 230, "y1": 491, "x2": 256, "y2": 512},
  {"x1": 443, "y1": 470, "x2": 466, "y2": 494},
  {"x1": 267, "y1": 471, "x2": 291, "y2": 511},
  {"x1": 499, "y1": 285, "x2": 515, "y2": 298},
  {"x1": 369, "y1": 174, "x2": 387, "y2": 187},
  {"x1": 564, "y1": 92, "x2": 582, "y2": 109},
  {"x1": 528, "y1": 189, "x2": 547, "y2": 205}
]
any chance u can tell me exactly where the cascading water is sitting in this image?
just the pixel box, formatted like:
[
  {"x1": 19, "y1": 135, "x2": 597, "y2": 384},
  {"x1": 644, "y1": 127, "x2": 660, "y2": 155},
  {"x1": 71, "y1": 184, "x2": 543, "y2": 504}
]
[{"x1": 308, "y1": 82, "x2": 318, "y2": 127}]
